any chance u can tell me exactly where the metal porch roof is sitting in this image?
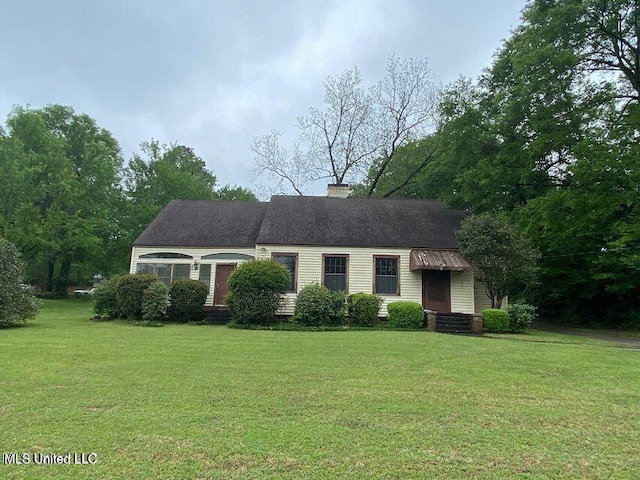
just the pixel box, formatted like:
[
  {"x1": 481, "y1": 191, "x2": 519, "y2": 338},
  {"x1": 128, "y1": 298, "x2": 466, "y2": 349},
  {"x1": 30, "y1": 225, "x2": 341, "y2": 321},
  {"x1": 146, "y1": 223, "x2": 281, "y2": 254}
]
[{"x1": 409, "y1": 249, "x2": 472, "y2": 271}]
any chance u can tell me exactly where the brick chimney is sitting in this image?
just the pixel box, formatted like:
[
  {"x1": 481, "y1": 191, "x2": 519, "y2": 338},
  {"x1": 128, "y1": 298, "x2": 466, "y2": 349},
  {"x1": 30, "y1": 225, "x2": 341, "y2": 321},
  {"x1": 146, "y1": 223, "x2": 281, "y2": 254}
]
[{"x1": 327, "y1": 184, "x2": 350, "y2": 198}]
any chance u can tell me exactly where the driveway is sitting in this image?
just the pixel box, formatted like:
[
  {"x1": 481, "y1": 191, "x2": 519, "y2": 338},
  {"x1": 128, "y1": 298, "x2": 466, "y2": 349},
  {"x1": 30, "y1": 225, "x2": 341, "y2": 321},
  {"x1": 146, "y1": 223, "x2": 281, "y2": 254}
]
[{"x1": 533, "y1": 320, "x2": 640, "y2": 349}]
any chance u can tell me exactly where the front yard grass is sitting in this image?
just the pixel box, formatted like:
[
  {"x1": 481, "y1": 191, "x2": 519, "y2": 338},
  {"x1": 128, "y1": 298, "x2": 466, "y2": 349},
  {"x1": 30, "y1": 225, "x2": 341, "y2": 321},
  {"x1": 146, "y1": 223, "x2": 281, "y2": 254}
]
[{"x1": 1, "y1": 300, "x2": 639, "y2": 479}]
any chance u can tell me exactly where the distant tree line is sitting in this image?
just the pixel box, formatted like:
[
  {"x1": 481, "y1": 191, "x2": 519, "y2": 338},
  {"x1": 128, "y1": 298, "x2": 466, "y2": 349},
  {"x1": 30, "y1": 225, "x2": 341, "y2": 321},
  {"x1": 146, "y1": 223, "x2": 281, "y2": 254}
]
[{"x1": 0, "y1": 104, "x2": 256, "y2": 293}]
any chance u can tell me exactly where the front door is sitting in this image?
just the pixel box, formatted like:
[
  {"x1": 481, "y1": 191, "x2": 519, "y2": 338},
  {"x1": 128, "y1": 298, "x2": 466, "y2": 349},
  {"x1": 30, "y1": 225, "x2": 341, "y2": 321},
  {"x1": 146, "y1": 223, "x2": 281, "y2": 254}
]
[
  {"x1": 214, "y1": 264, "x2": 236, "y2": 306},
  {"x1": 422, "y1": 270, "x2": 451, "y2": 313}
]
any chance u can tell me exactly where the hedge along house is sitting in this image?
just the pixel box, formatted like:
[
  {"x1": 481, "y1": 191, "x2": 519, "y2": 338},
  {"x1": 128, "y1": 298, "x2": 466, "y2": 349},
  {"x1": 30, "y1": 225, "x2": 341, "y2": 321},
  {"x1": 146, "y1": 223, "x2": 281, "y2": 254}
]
[{"x1": 130, "y1": 188, "x2": 493, "y2": 317}]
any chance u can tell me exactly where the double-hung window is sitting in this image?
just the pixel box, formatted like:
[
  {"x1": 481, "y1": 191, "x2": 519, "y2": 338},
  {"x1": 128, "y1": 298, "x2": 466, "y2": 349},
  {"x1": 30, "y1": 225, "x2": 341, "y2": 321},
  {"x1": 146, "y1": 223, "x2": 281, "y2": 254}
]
[
  {"x1": 374, "y1": 256, "x2": 399, "y2": 295},
  {"x1": 273, "y1": 254, "x2": 297, "y2": 292},
  {"x1": 323, "y1": 255, "x2": 348, "y2": 292}
]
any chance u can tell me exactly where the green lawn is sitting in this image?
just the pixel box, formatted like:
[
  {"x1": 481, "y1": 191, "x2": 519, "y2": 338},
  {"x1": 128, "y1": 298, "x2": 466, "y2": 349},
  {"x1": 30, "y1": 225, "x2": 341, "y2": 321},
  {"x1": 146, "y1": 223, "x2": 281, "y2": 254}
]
[{"x1": 1, "y1": 300, "x2": 639, "y2": 479}]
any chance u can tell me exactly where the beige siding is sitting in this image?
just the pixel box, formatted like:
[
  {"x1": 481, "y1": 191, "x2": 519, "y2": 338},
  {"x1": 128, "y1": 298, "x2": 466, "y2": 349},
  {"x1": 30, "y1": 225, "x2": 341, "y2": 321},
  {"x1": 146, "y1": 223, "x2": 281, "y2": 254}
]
[
  {"x1": 130, "y1": 246, "x2": 255, "y2": 306},
  {"x1": 450, "y1": 270, "x2": 475, "y2": 314},
  {"x1": 130, "y1": 245, "x2": 484, "y2": 315},
  {"x1": 474, "y1": 280, "x2": 492, "y2": 313},
  {"x1": 258, "y1": 244, "x2": 423, "y2": 317},
  {"x1": 473, "y1": 279, "x2": 508, "y2": 313}
]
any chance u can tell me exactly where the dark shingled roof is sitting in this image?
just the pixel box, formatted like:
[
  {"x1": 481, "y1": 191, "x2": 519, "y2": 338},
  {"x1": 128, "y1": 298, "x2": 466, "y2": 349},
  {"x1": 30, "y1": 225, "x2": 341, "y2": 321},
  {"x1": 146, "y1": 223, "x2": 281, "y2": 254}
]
[
  {"x1": 134, "y1": 196, "x2": 470, "y2": 249},
  {"x1": 134, "y1": 200, "x2": 269, "y2": 247},
  {"x1": 256, "y1": 196, "x2": 469, "y2": 249}
]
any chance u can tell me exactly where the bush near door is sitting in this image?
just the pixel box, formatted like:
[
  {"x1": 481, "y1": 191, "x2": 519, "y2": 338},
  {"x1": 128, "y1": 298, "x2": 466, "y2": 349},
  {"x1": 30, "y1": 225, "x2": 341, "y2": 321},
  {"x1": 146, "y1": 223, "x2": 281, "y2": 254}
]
[
  {"x1": 387, "y1": 301, "x2": 423, "y2": 329},
  {"x1": 168, "y1": 279, "x2": 208, "y2": 322},
  {"x1": 226, "y1": 260, "x2": 291, "y2": 325}
]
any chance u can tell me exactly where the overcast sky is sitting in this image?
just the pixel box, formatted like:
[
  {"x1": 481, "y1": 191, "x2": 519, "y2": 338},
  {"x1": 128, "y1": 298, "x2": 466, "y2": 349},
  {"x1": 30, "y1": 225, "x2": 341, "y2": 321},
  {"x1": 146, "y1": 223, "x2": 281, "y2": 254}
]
[{"x1": 0, "y1": 0, "x2": 526, "y2": 196}]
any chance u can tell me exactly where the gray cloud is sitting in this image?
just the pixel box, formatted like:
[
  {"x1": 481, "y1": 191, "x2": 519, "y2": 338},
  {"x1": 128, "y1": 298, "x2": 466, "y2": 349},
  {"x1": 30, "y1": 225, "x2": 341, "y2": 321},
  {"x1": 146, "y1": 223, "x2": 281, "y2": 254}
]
[{"x1": 0, "y1": 0, "x2": 525, "y2": 194}]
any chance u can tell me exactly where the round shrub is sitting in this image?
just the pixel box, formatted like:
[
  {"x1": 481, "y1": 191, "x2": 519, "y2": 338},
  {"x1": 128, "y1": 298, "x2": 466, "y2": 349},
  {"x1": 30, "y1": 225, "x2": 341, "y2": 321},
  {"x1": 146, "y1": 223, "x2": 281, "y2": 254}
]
[
  {"x1": 347, "y1": 293, "x2": 382, "y2": 327},
  {"x1": 116, "y1": 273, "x2": 158, "y2": 320},
  {"x1": 93, "y1": 276, "x2": 123, "y2": 319},
  {"x1": 387, "y1": 301, "x2": 424, "y2": 329},
  {"x1": 507, "y1": 303, "x2": 536, "y2": 333},
  {"x1": 142, "y1": 281, "x2": 170, "y2": 322},
  {"x1": 227, "y1": 260, "x2": 290, "y2": 325},
  {"x1": 168, "y1": 279, "x2": 208, "y2": 322},
  {"x1": 293, "y1": 283, "x2": 346, "y2": 327},
  {"x1": 482, "y1": 308, "x2": 510, "y2": 333},
  {"x1": 0, "y1": 237, "x2": 39, "y2": 326}
]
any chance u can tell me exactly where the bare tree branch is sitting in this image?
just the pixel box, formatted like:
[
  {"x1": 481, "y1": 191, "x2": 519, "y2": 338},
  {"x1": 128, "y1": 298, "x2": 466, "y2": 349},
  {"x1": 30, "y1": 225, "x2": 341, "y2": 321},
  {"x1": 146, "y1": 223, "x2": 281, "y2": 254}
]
[
  {"x1": 251, "y1": 56, "x2": 440, "y2": 196},
  {"x1": 367, "y1": 55, "x2": 439, "y2": 196},
  {"x1": 250, "y1": 131, "x2": 307, "y2": 196}
]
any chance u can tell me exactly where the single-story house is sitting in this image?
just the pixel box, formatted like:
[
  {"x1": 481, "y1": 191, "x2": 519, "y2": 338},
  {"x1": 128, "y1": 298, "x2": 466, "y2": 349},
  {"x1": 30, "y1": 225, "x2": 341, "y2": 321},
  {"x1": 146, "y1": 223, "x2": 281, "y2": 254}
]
[{"x1": 130, "y1": 185, "x2": 492, "y2": 317}]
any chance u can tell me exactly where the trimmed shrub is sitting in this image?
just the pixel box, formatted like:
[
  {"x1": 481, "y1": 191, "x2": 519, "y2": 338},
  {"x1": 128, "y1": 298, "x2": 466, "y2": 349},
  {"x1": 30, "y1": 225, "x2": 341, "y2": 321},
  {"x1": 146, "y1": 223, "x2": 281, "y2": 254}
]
[
  {"x1": 293, "y1": 283, "x2": 346, "y2": 327},
  {"x1": 507, "y1": 303, "x2": 536, "y2": 333},
  {"x1": 227, "y1": 260, "x2": 290, "y2": 325},
  {"x1": 168, "y1": 279, "x2": 208, "y2": 322},
  {"x1": 482, "y1": 308, "x2": 510, "y2": 333},
  {"x1": 116, "y1": 273, "x2": 158, "y2": 320},
  {"x1": 227, "y1": 290, "x2": 282, "y2": 326},
  {"x1": 347, "y1": 293, "x2": 382, "y2": 327},
  {"x1": 142, "y1": 281, "x2": 170, "y2": 322},
  {"x1": 387, "y1": 301, "x2": 423, "y2": 329},
  {"x1": 328, "y1": 289, "x2": 347, "y2": 326},
  {"x1": 0, "y1": 237, "x2": 39, "y2": 326},
  {"x1": 93, "y1": 281, "x2": 121, "y2": 319}
]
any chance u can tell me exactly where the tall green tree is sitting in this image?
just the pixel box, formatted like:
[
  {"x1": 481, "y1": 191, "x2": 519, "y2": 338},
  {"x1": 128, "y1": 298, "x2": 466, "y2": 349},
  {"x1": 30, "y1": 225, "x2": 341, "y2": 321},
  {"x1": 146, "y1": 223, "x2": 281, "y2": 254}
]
[
  {"x1": 0, "y1": 105, "x2": 124, "y2": 292},
  {"x1": 507, "y1": 0, "x2": 640, "y2": 324},
  {"x1": 122, "y1": 140, "x2": 256, "y2": 247},
  {"x1": 525, "y1": 0, "x2": 640, "y2": 103},
  {"x1": 438, "y1": 26, "x2": 605, "y2": 212},
  {"x1": 399, "y1": 1, "x2": 637, "y2": 213},
  {"x1": 517, "y1": 125, "x2": 640, "y2": 326},
  {"x1": 353, "y1": 135, "x2": 440, "y2": 199},
  {"x1": 123, "y1": 140, "x2": 218, "y2": 243},
  {"x1": 456, "y1": 213, "x2": 540, "y2": 308}
]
